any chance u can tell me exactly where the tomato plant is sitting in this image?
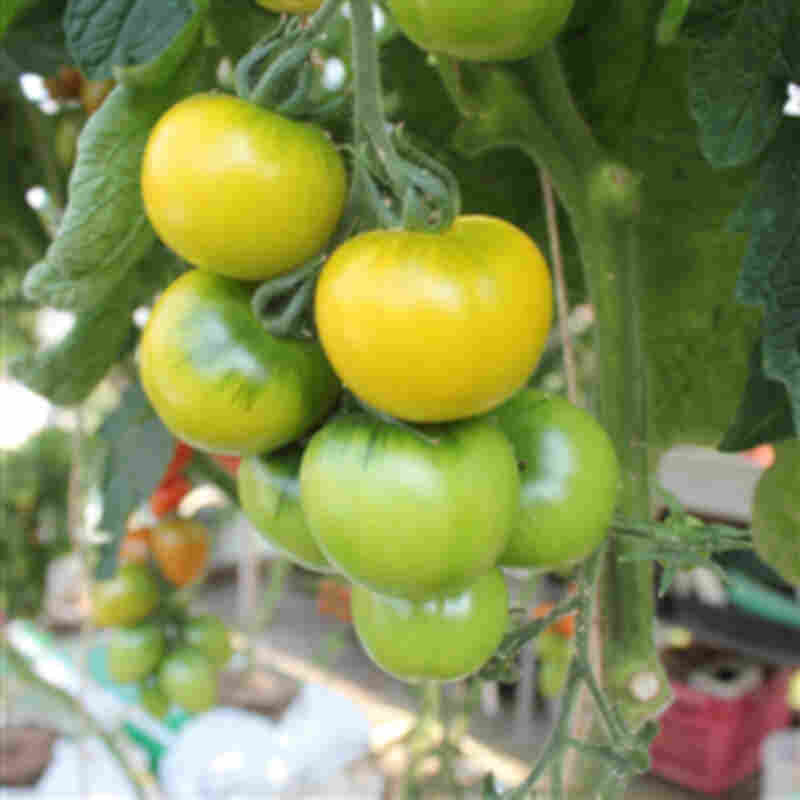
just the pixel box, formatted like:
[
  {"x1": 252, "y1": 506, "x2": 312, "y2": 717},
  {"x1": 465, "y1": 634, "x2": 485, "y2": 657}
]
[
  {"x1": 107, "y1": 623, "x2": 166, "y2": 684},
  {"x1": 150, "y1": 517, "x2": 210, "y2": 587},
  {"x1": 299, "y1": 414, "x2": 520, "y2": 599},
  {"x1": 158, "y1": 647, "x2": 218, "y2": 713},
  {"x1": 316, "y1": 215, "x2": 553, "y2": 422},
  {"x1": 238, "y1": 447, "x2": 332, "y2": 572},
  {"x1": 351, "y1": 568, "x2": 509, "y2": 683},
  {"x1": 385, "y1": 0, "x2": 574, "y2": 62},
  {"x1": 184, "y1": 615, "x2": 233, "y2": 668},
  {"x1": 142, "y1": 94, "x2": 347, "y2": 281},
  {"x1": 490, "y1": 389, "x2": 620, "y2": 568},
  {"x1": 139, "y1": 270, "x2": 340, "y2": 455},
  {"x1": 91, "y1": 564, "x2": 161, "y2": 628}
]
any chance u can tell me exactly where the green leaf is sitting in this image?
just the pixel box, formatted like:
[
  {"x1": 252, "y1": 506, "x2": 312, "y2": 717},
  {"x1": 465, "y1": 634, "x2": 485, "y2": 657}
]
[
  {"x1": 23, "y1": 59, "x2": 205, "y2": 311},
  {"x1": 65, "y1": 0, "x2": 204, "y2": 80},
  {"x1": 12, "y1": 244, "x2": 184, "y2": 405},
  {"x1": 0, "y1": 1, "x2": 70, "y2": 82},
  {"x1": 94, "y1": 380, "x2": 174, "y2": 579},
  {"x1": 0, "y1": 0, "x2": 39, "y2": 38},
  {"x1": 733, "y1": 120, "x2": 800, "y2": 432},
  {"x1": 689, "y1": 0, "x2": 795, "y2": 167},
  {"x1": 207, "y1": 0, "x2": 279, "y2": 62},
  {"x1": 719, "y1": 339, "x2": 796, "y2": 450}
]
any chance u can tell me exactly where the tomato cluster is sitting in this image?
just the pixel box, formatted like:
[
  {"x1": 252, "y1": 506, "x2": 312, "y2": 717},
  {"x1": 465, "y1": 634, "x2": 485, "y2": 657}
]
[{"x1": 136, "y1": 85, "x2": 619, "y2": 684}]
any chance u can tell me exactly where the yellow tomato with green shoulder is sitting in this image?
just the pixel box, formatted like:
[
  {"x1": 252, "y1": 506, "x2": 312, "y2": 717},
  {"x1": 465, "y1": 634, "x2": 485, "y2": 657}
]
[{"x1": 315, "y1": 215, "x2": 552, "y2": 423}]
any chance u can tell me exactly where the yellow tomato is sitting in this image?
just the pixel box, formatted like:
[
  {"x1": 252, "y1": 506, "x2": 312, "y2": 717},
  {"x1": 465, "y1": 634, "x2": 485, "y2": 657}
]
[{"x1": 315, "y1": 215, "x2": 553, "y2": 422}]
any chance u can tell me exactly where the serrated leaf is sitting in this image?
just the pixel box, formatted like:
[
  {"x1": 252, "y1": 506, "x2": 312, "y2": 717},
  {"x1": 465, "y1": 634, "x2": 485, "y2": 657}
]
[
  {"x1": 94, "y1": 381, "x2": 174, "y2": 579},
  {"x1": 23, "y1": 58, "x2": 205, "y2": 311},
  {"x1": 733, "y1": 121, "x2": 800, "y2": 432},
  {"x1": 689, "y1": 0, "x2": 795, "y2": 167},
  {"x1": 65, "y1": 0, "x2": 201, "y2": 80},
  {"x1": 207, "y1": 0, "x2": 279, "y2": 62},
  {"x1": 0, "y1": 0, "x2": 38, "y2": 38},
  {"x1": 719, "y1": 338, "x2": 796, "y2": 450},
  {"x1": 0, "y1": 1, "x2": 70, "y2": 81}
]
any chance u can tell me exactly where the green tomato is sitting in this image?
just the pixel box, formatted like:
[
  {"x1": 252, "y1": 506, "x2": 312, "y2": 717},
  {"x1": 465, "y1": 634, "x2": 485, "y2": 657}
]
[
  {"x1": 159, "y1": 648, "x2": 217, "y2": 713},
  {"x1": 351, "y1": 569, "x2": 509, "y2": 683},
  {"x1": 752, "y1": 441, "x2": 800, "y2": 585},
  {"x1": 91, "y1": 564, "x2": 160, "y2": 628},
  {"x1": 489, "y1": 390, "x2": 620, "y2": 569},
  {"x1": 538, "y1": 659, "x2": 568, "y2": 699},
  {"x1": 386, "y1": 0, "x2": 574, "y2": 62},
  {"x1": 139, "y1": 270, "x2": 340, "y2": 456},
  {"x1": 300, "y1": 414, "x2": 519, "y2": 599},
  {"x1": 238, "y1": 447, "x2": 332, "y2": 572},
  {"x1": 184, "y1": 615, "x2": 233, "y2": 669},
  {"x1": 536, "y1": 630, "x2": 571, "y2": 663},
  {"x1": 142, "y1": 93, "x2": 347, "y2": 282},
  {"x1": 107, "y1": 623, "x2": 166, "y2": 684},
  {"x1": 140, "y1": 684, "x2": 170, "y2": 719}
]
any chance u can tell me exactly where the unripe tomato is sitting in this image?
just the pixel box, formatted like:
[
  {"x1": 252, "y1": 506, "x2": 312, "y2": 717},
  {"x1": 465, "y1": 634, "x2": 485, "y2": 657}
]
[
  {"x1": 751, "y1": 440, "x2": 800, "y2": 585},
  {"x1": 141, "y1": 93, "x2": 347, "y2": 281},
  {"x1": 107, "y1": 623, "x2": 166, "y2": 684},
  {"x1": 386, "y1": 0, "x2": 574, "y2": 62},
  {"x1": 159, "y1": 648, "x2": 217, "y2": 713},
  {"x1": 184, "y1": 615, "x2": 233, "y2": 668},
  {"x1": 316, "y1": 215, "x2": 552, "y2": 422},
  {"x1": 140, "y1": 684, "x2": 170, "y2": 719},
  {"x1": 257, "y1": 0, "x2": 322, "y2": 11},
  {"x1": 299, "y1": 414, "x2": 519, "y2": 599},
  {"x1": 91, "y1": 564, "x2": 160, "y2": 627},
  {"x1": 238, "y1": 448, "x2": 332, "y2": 572},
  {"x1": 351, "y1": 569, "x2": 509, "y2": 683},
  {"x1": 139, "y1": 270, "x2": 340, "y2": 456},
  {"x1": 150, "y1": 518, "x2": 209, "y2": 587},
  {"x1": 490, "y1": 390, "x2": 619, "y2": 569}
]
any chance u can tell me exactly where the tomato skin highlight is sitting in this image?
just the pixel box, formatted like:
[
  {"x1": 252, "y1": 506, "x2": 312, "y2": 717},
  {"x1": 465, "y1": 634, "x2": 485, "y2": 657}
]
[
  {"x1": 107, "y1": 623, "x2": 166, "y2": 684},
  {"x1": 238, "y1": 448, "x2": 332, "y2": 572},
  {"x1": 352, "y1": 569, "x2": 509, "y2": 683},
  {"x1": 386, "y1": 0, "x2": 574, "y2": 62},
  {"x1": 315, "y1": 215, "x2": 552, "y2": 423},
  {"x1": 139, "y1": 270, "x2": 340, "y2": 456},
  {"x1": 159, "y1": 648, "x2": 218, "y2": 713},
  {"x1": 91, "y1": 564, "x2": 160, "y2": 628},
  {"x1": 299, "y1": 414, "x2": 519, "y2": 600},
  {"x1": 141, "y1": 93, "x2": 347, "y2": 281},
  {"x1": 489, "y1": 390, "x2": 620, "y2": 569}
]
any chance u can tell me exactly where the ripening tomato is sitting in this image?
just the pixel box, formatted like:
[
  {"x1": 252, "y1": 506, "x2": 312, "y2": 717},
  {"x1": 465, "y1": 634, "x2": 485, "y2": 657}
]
[
  {"x1": 139, "y1": 270, "x2": 340, "y2": 456},
  {"x1": 91, "y1": 564, "x2": 160, "y2": 628},
  {"x1": 119, "y1": 527, "x2": 151, "y2": 564},
  {"x1": 351, "y1": 569, "x2": 509, "y2": 683},
  {"x1": 386, "y1": 0, "x2": 574, "y2": 62},
  {"x1": 257, "y1": 0, "x2": 322, "y2": 11},
  {"x1": 107, "y1": 623, "x2": 166, "y2": 684},
  {"x1": 159, "y1": 648, "x2": 218, "y2": 713},
  {"x1": 299, "y1": 414, "x2": 519, "y2": 599},
  {"x1": 150, "y1": 518, "x2": 209, "y2": 587},
  {"x1": 141, "y1": 93, "x2": 347, "y2": 281},
  {"x1": 238, "y1": 447, "x2": 332, "y2": 572},
  {"x1": 490, "y1": 390, "x2": 619, "y2": 569},
  {"x1": 315, "y1": 215, "x2": 552, "y2": 422},
  {"x1": 184, "y1": 615, "x2": 233, "y2": 668}
]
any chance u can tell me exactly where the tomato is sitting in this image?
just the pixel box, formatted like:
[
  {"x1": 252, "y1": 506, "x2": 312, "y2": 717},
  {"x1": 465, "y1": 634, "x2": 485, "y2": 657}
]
[
  {"x1": 238, "y1": 448, "x2": 332, "y2": 572},
  {"x1": 141, "y1": 93, "x2": 347, "y2": 281},
  {"x1": 257, "y1": 0, "x2": 322, "y2": 12},
  {"x1": 91, "y1": 564, "x2": 160, "y2": 627},
  {"x1": 107, "y1": 623, "x2": 166, "y2": 684},
  {"x1": 531, "y1": 602, "x2": 575, "y2": 638},
  {"x1": 316, "y1": 579, "x2": 352, "y2": 624},
  {"x1": 139, "y1": 270, "x2": 340, "y2": 456},
  {"x1": 315, "y1": 215, "x2": 552, "y2": 422},
  {"x1": 150, "y1": 517, "x2": 209, "y2": 587},
  {"x1": 140, "y1": 684, "x2": 170, "y2": 719},
  {"x1": 184, "y1": 615, "x2": 233, "y2": 668},
  {"x1": 386, "y1": 0, "x2": 574, "y2": 62},
  {"x1": 351, "y1": 569, "x2": 508, "y2": 683},
  {"x1": 537, "y1": 658, "x2": 568, "y2": 699},
  {"x1": 751, "y1": 440, "x2": 800, "y2": 585},
  {"x1": 489, "y1": 390, "x2": 619, "y2": 569},
  {"x1": 119, "y1": 527, "x2": 151, "y2": 564},
  {"x1": 150, "y1": 476, "x2": 193, "y2": 517},
  {"x1": 299, "y1": 414, "x2": 519, "y2": 599},
  {"x1": 159, "y1": 648, "x2": 218, "y2": 713}
]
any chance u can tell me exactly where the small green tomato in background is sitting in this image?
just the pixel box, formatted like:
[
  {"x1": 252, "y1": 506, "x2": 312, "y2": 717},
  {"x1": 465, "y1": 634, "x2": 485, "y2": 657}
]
[
  {"x1": 140, "y1": 684, "x2": 170, "y2": 719},
  {"x1": 159, "y1": 648, "x2": 218, "y2": 713},
  {"x1": 91, "y1": 564, "x2": 160, "y2": 627},
  {"x1": 107, "y1": 623, "x2": 166, "y2": 684},
  {"x1": 490, "y1": 390, "x2": 620, "y2": 569},
  {"x1": 386, "y1": 0, "x2": 574, "y2": 63},
  {"x1": 351, "y1": 569, "x2": 509, "y2": 683},
  {"x1": 238, "y1": 447, "x2": 332, "y2": 572},
  {"x1": 184, "y1": 615, "x2": 233, "y2": 669}
]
